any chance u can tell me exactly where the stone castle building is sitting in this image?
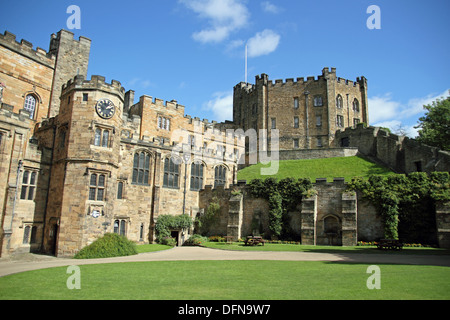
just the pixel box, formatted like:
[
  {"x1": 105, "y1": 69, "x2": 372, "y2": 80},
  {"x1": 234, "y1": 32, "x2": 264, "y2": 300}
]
[
  {"x1": 230, "y1": 68, "x2": 369, "y2": 150},
  {"x1": 1, "y1": 29, "x2": 449, "y2": 256},
  {"x1": 0, "y1": 29, "x2": 243, "y2": 257}
]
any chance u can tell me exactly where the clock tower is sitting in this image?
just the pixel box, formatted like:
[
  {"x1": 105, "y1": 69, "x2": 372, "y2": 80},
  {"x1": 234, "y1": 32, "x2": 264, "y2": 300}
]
[{"x1": 44, "y1": 74, "x2": 126, "y2": 256}]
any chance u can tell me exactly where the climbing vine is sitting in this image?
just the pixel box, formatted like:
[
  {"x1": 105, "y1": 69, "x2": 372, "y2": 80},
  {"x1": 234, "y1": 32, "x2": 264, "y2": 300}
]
[
  {"x1": 248, "y1": 177, "x2": 315, "y2": 239},
  {"x1": 195, "y1": 196, "x2": 221, "y2": 235},
  {"x1": 347, "y1": 172, "x2": 450, "y2": 242},
  {"x1": 155, "y1": 214, "x2": 193, "y2": 242}
]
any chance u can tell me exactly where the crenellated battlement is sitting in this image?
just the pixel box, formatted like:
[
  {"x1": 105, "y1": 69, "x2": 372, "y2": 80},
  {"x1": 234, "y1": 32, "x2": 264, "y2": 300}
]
[
  {"x1": 0, "y1": 30, "x2": 56, "y2": 67},
  {"x1": 61, "y1": 74, "x2": 125, "y2": 98},
  {"x1": 48, "y1": 29, "x2": 91, "y2": 55},
  {"x1": 235, "y1": 67, "x2": 366, "y2": 92},
  {"x1": 151, "y1": 97, "x2": 185, "y2": 111},
  {"x1": 220, "y1": 176, "x2": 349, "y2": 192},
  {"x1": 336, "y1": 77, "x2": 367, "y2": 88},
  {"x1": 0, "y1": 102, "x2": 36, "y2": 123}
]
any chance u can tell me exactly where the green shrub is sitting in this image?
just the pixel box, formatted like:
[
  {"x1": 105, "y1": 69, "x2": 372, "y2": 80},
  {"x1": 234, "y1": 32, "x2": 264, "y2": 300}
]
[
  {"x1": 159, "y1": 236, "x2": 177, "y2": 247},
  {"x1": 74, "y1": 233, "x2": 138, "y2": 259},
  {"x1": 184, "y1": 234, "x2": 208, "y2": 246}
]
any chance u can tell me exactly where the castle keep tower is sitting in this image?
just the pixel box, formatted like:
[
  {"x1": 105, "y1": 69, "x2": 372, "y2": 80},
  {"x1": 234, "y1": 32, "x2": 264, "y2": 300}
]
[{"x1": 233, "y1": 67, "x2": 368, "y2": 150}]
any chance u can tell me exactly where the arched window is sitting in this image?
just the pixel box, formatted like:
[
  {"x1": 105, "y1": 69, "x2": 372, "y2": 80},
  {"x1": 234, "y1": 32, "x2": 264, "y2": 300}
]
[
  {"x1": 163, "y1": 157, "x2": 179, "y2": 188},
  {"x1": 336, "y1": 95, "x2": 343, "y2": 109},
  {"x1": 214, "y1": 165, "x2": 227, "y2": 187},
  {"x1": 24, "y1": 94, "x2": 36, "y2": 119},
  {"x1": 353, "y1": 98, "x2": 360, "y2": 112},
  {"x1": 190, "y1": 162, "x2": 204, "y2": 191},
  {"x1": 132, "y1": 152, "x2": 151, "y2": 185},
  {"x1": 140, "y1": 223, "x2": 144, "y2": 241}
]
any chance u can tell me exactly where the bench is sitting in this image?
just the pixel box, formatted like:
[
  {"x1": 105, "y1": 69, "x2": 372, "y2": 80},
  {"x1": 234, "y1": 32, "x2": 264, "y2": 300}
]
[
  {"x1": 377, "y1": 239, "x2": 403, "y2": 250},
  {"x1": 244, "y1": 236, "x2": 265, "y2": 246}
]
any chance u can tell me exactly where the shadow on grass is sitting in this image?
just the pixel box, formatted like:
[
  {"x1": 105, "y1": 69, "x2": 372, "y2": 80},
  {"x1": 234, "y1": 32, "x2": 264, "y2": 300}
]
[{"x1": 204, "y1": 242, "x2": 450, "y2": 256}]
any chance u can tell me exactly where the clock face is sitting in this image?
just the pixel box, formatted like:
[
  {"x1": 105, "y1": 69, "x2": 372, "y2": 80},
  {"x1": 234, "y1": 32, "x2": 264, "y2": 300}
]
[{"x1": 95, "y1": 99, "x2": 115, "y2": 119}]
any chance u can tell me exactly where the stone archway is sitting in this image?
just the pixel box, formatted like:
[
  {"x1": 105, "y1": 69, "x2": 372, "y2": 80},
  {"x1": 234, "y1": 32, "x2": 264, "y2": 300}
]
[{"x1": 323, "y1": 215, "x2": 340, "y2": 246}]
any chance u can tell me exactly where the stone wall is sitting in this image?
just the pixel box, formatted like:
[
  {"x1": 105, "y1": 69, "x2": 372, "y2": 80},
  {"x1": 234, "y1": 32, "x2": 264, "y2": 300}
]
[
  {"x1": 0, "y1": 105, "x2": 51, "y2": 256},
  {"x1": 277, "y1": 147, "x2": 358, "y2": 160},
  {"x1": 199, "y1": 179, "x2": 377, "y2": 246},
  {"x1": 435, "y1": 201, "x2": 450, "y2": 248},
  {"x1": 335, "y1": 124, "x2": 450, "y2": 174},
  {"x1": 199, "y1": 179, "x2": 450, "y2": 248},
  {"x1": 0, "y1": 31, "x2": 54, "y2": 124}
]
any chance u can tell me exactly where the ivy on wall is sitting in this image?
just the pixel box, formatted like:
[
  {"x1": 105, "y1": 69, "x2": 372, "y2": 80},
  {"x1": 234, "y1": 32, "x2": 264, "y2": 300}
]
[
  {"x1": 248, "y1": 177, "x2": 315, "y2": 239},
  {"x1": 155, "y1": 214, "x2": 193, "y2": 241},
  {"x1": 347, "y1": 172, "x2": 450, "y2": 242},
  {"x1": 195, "y1": 196, "x2": 221, "y2": 235}
]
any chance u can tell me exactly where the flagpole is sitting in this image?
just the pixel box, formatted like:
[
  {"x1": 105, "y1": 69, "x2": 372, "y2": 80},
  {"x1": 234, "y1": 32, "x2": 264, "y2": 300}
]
[{"x1": 245, "y1": 43, "x2": 248, "y2": 83}]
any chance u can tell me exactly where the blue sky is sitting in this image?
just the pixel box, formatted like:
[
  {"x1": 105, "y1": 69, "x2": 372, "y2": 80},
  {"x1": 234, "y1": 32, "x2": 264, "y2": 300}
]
[{"x1": 1, "y1": 0, "x2": 449, "y2": 136}]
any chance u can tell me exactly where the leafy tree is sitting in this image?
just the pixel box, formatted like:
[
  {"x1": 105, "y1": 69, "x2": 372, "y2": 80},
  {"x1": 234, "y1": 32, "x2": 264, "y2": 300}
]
[{"x1": 415, "y1": 95, "x2": 450, "y2": 151}]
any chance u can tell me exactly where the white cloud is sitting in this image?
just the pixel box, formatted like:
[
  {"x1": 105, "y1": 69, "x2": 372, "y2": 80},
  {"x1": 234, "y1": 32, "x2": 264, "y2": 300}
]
[
  {"x1": 372, "y1": 119, "x2": 418, "y2": 138},
  {"x1": 368, "y1": 93, "x2": 401, "y2": 123},
  {"x1": 226, "y1": 39, "x2": 244, "y2": 51},
  {"x1": 180, "y1": 0, "x2": 249, "y2": 44},
  {"x1": 247, "y1": 29, "x2": 280, "y2": 57},
  {"x1": 261, "y1": 1, "x2": 281, "y2": 14},
  {"x1": 193, "y1": 26, "x2": 230, "y2": 43},
  {"x1": 369, "y1": 89, "x2": 449, "y2": 137},
  {"x1": 369, "y1": 90, "x2": 449, "y2": 123},
  {"x1": 204, "y1": 91, "x2": 233, "y2": 122}
]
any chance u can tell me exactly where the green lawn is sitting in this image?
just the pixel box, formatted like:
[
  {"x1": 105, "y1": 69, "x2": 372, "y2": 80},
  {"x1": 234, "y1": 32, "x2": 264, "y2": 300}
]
[
  {"x1": 237, "y1": 156, "x2": 394, "y2": 182},
  {"x1": 0, "y1": 260, "x2": 448, "y2": 300},
  {"x1": 135, "y1": 243, "x2": 173, "y2": 253},
  {"x1": 202, "y1": 242, "x2": 450, "y2": 255}
]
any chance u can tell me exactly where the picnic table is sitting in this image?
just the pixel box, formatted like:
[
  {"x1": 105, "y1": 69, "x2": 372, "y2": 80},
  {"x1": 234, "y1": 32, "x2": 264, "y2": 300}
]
[
  {"x1": 244, "y1": 236, "x2": 265, "y2": 246},
  {"x1": 376, "y1": 239, "x2": 403, "y2": 250}
]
